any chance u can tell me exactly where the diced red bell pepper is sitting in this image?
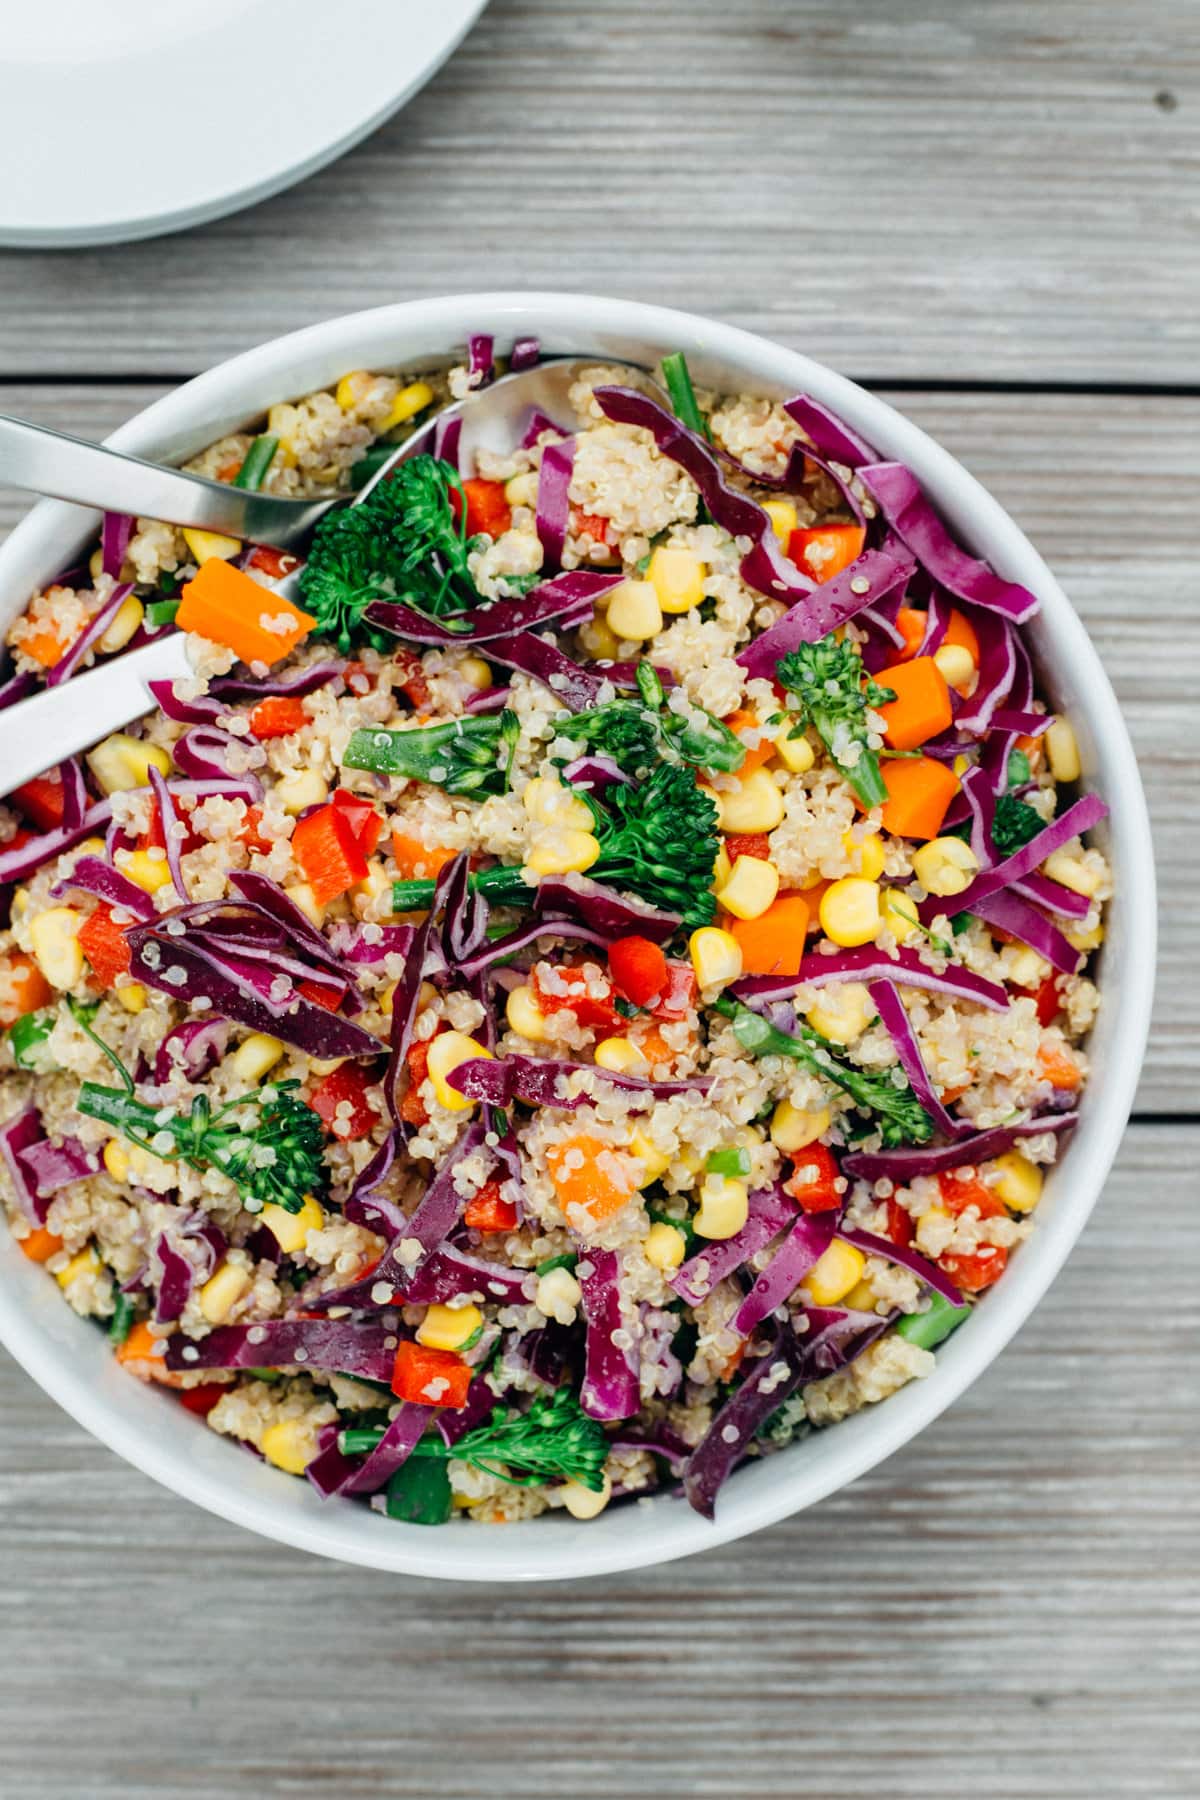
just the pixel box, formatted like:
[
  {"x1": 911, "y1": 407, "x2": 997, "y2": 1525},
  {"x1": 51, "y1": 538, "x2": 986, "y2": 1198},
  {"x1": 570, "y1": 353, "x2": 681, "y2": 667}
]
[
  {"x1": 77, "y1": 905, "x2": 132, "y2": 989},
  {"x1": 570, "y1": 508, "x2": 618, "y2": 559},
  {"x1": 786, "y1": 522, "x2": 866, "y2": 584},
  {"x1": 389, "y1": 645, "x2": 431, "y2": 711},
  {"x1": 291, "y1": 801, "x2": 369, "y2": 906},
  {"x1": 400, "y1": 1036, "x2": 435, "y2": 1126},
  {"x1": 309, "y1": 1062, "x2": 380, "y2": 1139},
  {"x1": 330, "y1": 787, "x2": 383, "y2": 857},
  {"x1": 244, "y1": 545, "x2": 300, "y2": 581},
  {"x1": 342, "y1": 660, "x2": 376, "y2": 695},
  {"x1": 0, "y1": 952, "x2": 54, "y2": 1026},
  {"x1": 295, "y1": 978, "x2": 345, "y2": 1013},
  {"x1": 249, "y1": 695, "x2": 309, "y2": 740},
  {"x1": 391, "y1": 1340, "x2": 472, "y2": 1408},
  {"x1": 463, "y1": 1178, "x2": 519, "y2": 1233},
  {"x1": 237, "y1": 805, "x2": 274, "y2": 854},
  {"x1": 1022, "y1": 974, "x2": 1063, "y2": 1028},
  {"x1": 608, "y1": 936, "x2": 668, "y2": 1008},
  {"x1": 649, "y1": 962, "x2": 698, "y2": 1021},
  {"x1": 885, "y1": 1198, "x2": 915, "y2": 1248},
  {"x1": 938, "y1": 1172, "x2": 1007, "y2": 1220},
  {"x1": 723, "y1": 832, "x2": 771, "y2": 862},
  {"x1": 531, "y1": 963, "x2": 620, "y2": 1031},
  {"x1": 784, "y1": 1142, "x2": 843, "y2": 1213},
  {"x1": 178, "y1": 1382, "x2": 228, "y2": 1418},
  {"x1": 450, "y1": 477, "x2": 512, "y2": 541},
  {"x1": 136, "y1": 796, "x2": 203, "y2": 859},
  {"x1": 12, "y1": 773, "x2": 65, "y2": 831},
  {"x1": 939, "y1": 1244, "x2": 1008, "y2": 1293}
]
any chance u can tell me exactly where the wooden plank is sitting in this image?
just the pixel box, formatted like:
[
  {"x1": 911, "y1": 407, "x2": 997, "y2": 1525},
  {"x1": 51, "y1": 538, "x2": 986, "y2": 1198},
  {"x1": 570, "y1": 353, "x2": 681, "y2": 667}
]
[
  {"x1": 0, "y1": 1121, "x2": 1194, "y2": 1798},
  {"x1": 0, "y1": 383, "x2": 1192, "y2": 1111},
  {"x1": 0, "y1": 0, "x2": 1196, "y2": 383}
]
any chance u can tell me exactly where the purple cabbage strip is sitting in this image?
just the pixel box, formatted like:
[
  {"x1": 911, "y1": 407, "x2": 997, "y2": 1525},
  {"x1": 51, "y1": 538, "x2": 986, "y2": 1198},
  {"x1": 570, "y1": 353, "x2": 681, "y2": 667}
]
[
  {"x1": 837, "y1": 1226, "x2": 964, "y2": 1306},
  {"x1": 561, "y1": 752, "x2": 632, "y2": 794},
  {"x1": 435, "y1": 1374, "x2": 497, "y2": 1447},
  {"x1": 101, "y1": 513, "x2": 134, "y2": 580},
  {"x1": 151, "y1": 1232, "x2": 196, "y2": 1324},
  {"x1": 0, "y1": 798, "x2": 115, "y2": 886},
  {"x1": 681, "y1": 1323, "x2": 801, "y2": 1520},
  {"x1": 482, "y1": 630, "x2": 610, "y2": 710},
  {"x1": 148, "y1": 764, "x2": 185, "y2": 896},
  {"x1": 782, "y1": 394, "x2": 879, "y2": 468},
  {"x1": 535, "y1": 437, "x2": 575, "y2": 569},
  {"x1": 209, "y1": 663, "x2": 342, "y2": 704},
  {"x1": 59, "y1": 759, "x2": 89, "y2": 832},
  {"x1": 918, "y1": 793, "x2": 1107, "y2": 924},
  {"x1": 972, "y1": 890, "x2": 1083, "y2": 975},
  {"x1": 509, "y1": 336, "x2": 541, "y2": 373},
  {"x1": 16, "y1": 1135, "x2": 100, "y2": 1199},
  {"x1": 327, "y1": 923, "x2": 417, "y2": 966},
  {"x1": 163, "y1": 1317, "x2": 399, "y2": 1381},
  {"x1": 440, "y1": 842, "x2": 490, "y2": 965},
  {"x1": 954, "y1": 607, "x2": 1018, "y2": 733},
  {"x1": 171, "y1": 726, "x2": 261, "y2": 788},
  {"x1": 153, "y1": 1018, "x2": 229, "y2": 1085},
  {"x1": 671, "y1": 1184, "x2": 797, "y2": 1306},
  {"x1": 46, "y1": 584, "x2": 133, "y2": 688},
  {"x1": 990, "y1": 708, "x2": 1051, "y2": 735},
  {"x1": 520, "y1": 406, "x2": 565, "y2": 450},
  {"x1": 578, "y1": 1248, "x2": 640, "y2": 1422},
  {"x1": 342, "y1": 1132, "x2": 408, "y2": 1238},
  {"x1": 916, "y1": 586, "x2": 954, "y2": 658},
  {"x1": 959, "y1": 763, "x2": 998, "y2": 867},
  {"x1": 394, "y1": 1120, "x2": 489, "y2": 1267},
  {"x1": 455, "y1": 914, "x2": 610, "y2": 982},
  {"x1": 867, "y1": 979, "x2": 967, "y2": 1141},
  {"x1": 1010, "y1": 871, "x2": 1091, "y2": 920},
  {"x1": 225, "y1": 873, "x2": 364, "y2": 995},
  {"x1": 843, "y1": 1111, "x2": 1078, "y2": 1183},
  {"x1": 448, "y1": 1052, "x2": 707, "y2": 1110},
  {"x1": 735, "y1": 541, "x2": 916, "y2": 676},
  {"x1": 433, "y1": 415, "x2": 461, "y2": 468},
  {"x1": 464, "y1": 683, "x2": 512, "y2": 715},
  {"x1": 403, "y1": 1246, "x2": 534, "y2": 1307},
  {"x1": 340, "y1": 1403, "x2": 435, "y2": 1498},
  {"x1": 533, "y1": 873, "x2": 680, "y2": 943},
  {"x1": 0, "y1": 1108, "x2": 49, "y2": 1224},
  {"x1": 732, "y1": 944, "x2": 1008, "y2": 1012},
  {"x1": 51, "y1": 854, "x2": 156, "y2": 922},
  {"x1": 858, "y1": 463, "x2": 1040, "y2": 623},
  {"x1": 148, "y1": 679, "x2": 227, "y2": 727},
  {"x1": 367, "y1": 568, "x2": 619, "y2": 648},
  {"x1": 730, "y1": 1211, "x2": 837, "y2": 1337},
  {"x1": 467, "y1": 333, "x2": 495, "y2": 385},
  {"x1": 0, "y1": 668, "x2": 35, "y2": 712}
]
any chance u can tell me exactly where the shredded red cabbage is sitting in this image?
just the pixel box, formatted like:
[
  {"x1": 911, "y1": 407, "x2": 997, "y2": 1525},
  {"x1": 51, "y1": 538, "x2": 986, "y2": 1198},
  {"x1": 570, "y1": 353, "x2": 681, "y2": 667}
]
[
  {"x1": 867, "y1": 978, "x2": 966, "y2": 1140},
  {"x1": 919, "y1": 793, "x2": 1107, "y2": 924},
  {"x1": 51, "y1": 853, "x2": 155, "y2": 922},
  {"x1": 732, "y1": 944, "x2": 1008, "y2": 1012},
  {"x1": 467, "y1": 334, "x2": 495, "y2": 385},
  {"x1": 671, "y1": 1185, "x2": 796, "y2": 1306},
  {"x1": 153, "y1": 1019, "x2": 229, "y2": 1085},
  {"x1": 533, "y1": 873, "x2": 680, "y2": 942},
  {"x1": 163, "y1": 1317, "x2": 399, "y2": 1381},
  {"x1": 730, "y1": 1211, "x2": 837, "y2": 1337},
  {"x1": 972, "y1": 890, "x2": 1082, "y2": 975},
  {"x1": 535, "y1": 437, "x2": 575, "y2": 569},
  {"x1": 509, "y1": 337, "x2": 541, "y2": 373},
  {"x1": 101, "y1": 513, "x2": 134, "y2": 580},
  {"x1": 579, "y1": 1248, "x2": 640, "y2": 1421},
  {"x1": 0, "y1": 1108, "x2": 49, "y2": 1224},
  {"x1": 843, "y1": 1111, "x2": 1078, "y2": 1182},
  {"x1": 837, "y1": 1226, "x2": 964, "y2": 1305},
  {"x1": 447, "y1": 1052, "x2": 707, "y2": 1110},
  {"x1": 46, "y1": 583, "x2": 134, "y2": 688},
  {"x1": 735, "y1": 541, "x2": 916, "y2": 675},
  {"x1": 858, "y1": 463, "x2": 1040, "y2": 623},
  {"x1": 367, "y1": 569, "x2": 617, "y2": 648}
]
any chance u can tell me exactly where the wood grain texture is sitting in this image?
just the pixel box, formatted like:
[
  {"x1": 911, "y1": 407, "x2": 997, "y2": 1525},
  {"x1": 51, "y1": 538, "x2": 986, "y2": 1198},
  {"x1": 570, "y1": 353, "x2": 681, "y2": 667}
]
[
  {"x1": 1, "y1": 384, "x2": 1190, "y2": 1109},
  {"x1": 0, "y1": 1123, "x2": 1194, "y2": 1799},
  {"x1": 0, "y1": 0, "x2": 1195, "y2": 382}
]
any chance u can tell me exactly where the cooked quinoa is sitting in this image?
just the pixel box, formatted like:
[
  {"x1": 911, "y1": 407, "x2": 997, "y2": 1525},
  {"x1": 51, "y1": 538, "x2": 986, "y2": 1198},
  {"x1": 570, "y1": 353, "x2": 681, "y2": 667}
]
[{"x1": 0, "y1": 339, "x2": 1108, "y2": 1526}]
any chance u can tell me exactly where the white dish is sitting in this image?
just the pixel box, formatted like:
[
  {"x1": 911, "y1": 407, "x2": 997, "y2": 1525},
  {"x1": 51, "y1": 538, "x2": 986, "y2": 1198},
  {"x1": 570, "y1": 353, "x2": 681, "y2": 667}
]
[
  {"x1": 0, "y1": 0, "x2": 489, "y2": 248},
  {"x1": 0, "y1": 294, "x2": 1156, "y2": 1581}
]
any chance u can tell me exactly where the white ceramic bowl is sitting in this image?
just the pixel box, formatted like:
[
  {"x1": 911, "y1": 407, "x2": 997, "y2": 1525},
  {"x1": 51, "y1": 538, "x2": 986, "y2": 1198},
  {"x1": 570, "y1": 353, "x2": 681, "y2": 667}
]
[{"x1": 0, "y1": 295, "x2": 1156, "y2": 1582}]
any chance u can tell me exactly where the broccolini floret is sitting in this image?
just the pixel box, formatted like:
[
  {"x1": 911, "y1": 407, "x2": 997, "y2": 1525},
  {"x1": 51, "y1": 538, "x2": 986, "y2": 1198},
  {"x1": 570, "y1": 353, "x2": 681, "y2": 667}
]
[{"x1": 776, "y1": 636, "x2": 896, "y2": 810}]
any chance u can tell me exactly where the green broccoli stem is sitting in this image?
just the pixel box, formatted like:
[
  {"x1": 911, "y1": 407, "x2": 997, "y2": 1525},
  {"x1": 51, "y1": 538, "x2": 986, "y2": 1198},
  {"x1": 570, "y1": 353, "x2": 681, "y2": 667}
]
[
  {"x1": 231, "y1": 434, "x2": 279, "y2": 492},
  {"x1": 393, "y1": 864, "x2": 531, "y2": 914},
  {"x1": 661, "y1": 352, "x2": 711, "y2": 442},
  {"x1": 827, "y1": 725, "x2": 891, "y2": 810}
]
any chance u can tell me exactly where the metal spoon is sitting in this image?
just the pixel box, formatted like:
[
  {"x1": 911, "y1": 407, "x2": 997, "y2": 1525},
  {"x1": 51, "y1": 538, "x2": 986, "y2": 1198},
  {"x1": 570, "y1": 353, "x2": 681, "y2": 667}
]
[{"x1": 0, "y1": 357, "x2": 647, "y2": 796}]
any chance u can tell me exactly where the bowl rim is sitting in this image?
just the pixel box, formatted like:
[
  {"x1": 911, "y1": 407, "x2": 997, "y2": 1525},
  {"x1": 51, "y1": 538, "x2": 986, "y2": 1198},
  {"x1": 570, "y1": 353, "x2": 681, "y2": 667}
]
[{"x1": 0, "y1": 292, "x2": 1157, "y2": 1582}]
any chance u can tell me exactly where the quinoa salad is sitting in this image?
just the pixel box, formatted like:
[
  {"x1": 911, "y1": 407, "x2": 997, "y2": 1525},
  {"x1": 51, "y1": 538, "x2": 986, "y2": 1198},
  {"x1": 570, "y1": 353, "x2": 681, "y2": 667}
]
[{"x1": 0, "y1": 338, "x2": 1109, "y2": 1526}]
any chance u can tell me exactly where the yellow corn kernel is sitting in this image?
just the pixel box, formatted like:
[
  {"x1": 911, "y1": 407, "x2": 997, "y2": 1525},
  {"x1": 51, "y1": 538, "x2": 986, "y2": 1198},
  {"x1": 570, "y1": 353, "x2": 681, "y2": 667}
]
[
  {"x1": 1042, "y1": 850, "x2": 1101, "y2": 898},
  {"x1": 843, "y1": 1278, "x2": 878, "y2": 1313},
  {"x1": 806, "y1": 980, "x2": 875, "y2": 1045},
  {"x1": 9, "y1": 886, "x2": 29, "y2": 921},
  {"x1": 118, "y1": 850, "x2": 173, "y2": 895},
  {"x1": 819, "y1": 876, "x2": 882, "y2": 948},
  {"x1": 715, "y1": 767, "x2": 786, "y2": 833},
  {"x1": 417, "y1": 1301, "x2": 484, "y2": 1352},
  {"x1": 503, "y1": 470, "x2": 539, "y2": 509},
  {"x1": 713, "y1": 843, "x2": 733, "y2": 889},
  {"x1": 198, "y1": 1262, "x2": 252, "y2": 1324},
  {"x1": 29, "y1": 906, "x2": 84, "y2": 990},
  {"x1": 1045, "y1": 718, "x2": 1081, "y2": 784},
  {"x1": 55, "y1": 1245, "x2": 101, "y2": 1290},
  {"x1": 802, "y1": 1238, "x2": 866, "y2": 1306},
  {"x1": 675, "y1": 1142, "x2": 708, "y2": 1177},
  {"x1": 647, "y1": 545, "x2": 706, "y2": 614},
  {"x1": 594, "y1": 1036, "x2": 650, "y2": 1077},
  {"x1": 261, "y1": 1418, "x2": 316, "y2": 1477},
  {"x1": 283, "y1": 882, "x2": 325, "y2": 929},
  {"x1": 525, "y1": 828, "x2": 600, "y2": 877},
  {"x1": 933, "y1": 642, "x2": 976, "y2": 691},
  {"x1": 103, "y1": 1139, "x2": 130, "y2": 1182},
  {"x1": 259, "y1": 1195, "x2": 324, "y2": 1255},
  {"x1": 426, "y1": 1031, "x2": 493, "y2": 1112},
  {"x1": 630, "y1": 1126, "x2": 672, "y2": 1187},
  {"x1": 1064, "y1": 917, "x2": 1104, "y2": 954},
  {"x1": 458, "y1": 653, "x2": 493, "y2": 690},
  {"x1": 912, "y1": 836, "x2": 979, "y2": 898},
  {"x1": 577, "y1": 613, "x2": 622, "y2": 660},
  {"x1": 991, "y1": 1151, "x2": 1043, "y2": 1213},
  {"x1": 181, "y1": 527, "x2": 242, "y2": 567},
  {"x1": 89, "y1": 548, "x2": 105, "y2": 581},
  {"x1": 275, "y1": 767, "x2": 329, "y2": 816},
  {"x1": 842, "y1": 830, "x2": 886, "y2": 882},
  {"x1": 335, "y1": 369, "x2": 374, "y2": 411},
  {"x1": 770, "y1": 1100, "x2": 831, "y2": 1154},
  {"x1": 523, "y1": 776, "x2": 594, "y2": 832},
  {"x1": 231, "y1": 1032, "x2": 286, "y2": 1084},
  {"x1": 1007, "y1": 946, "x2": 1051, "y2": 989},
  {"x1": 115, "y1": 982, "x2": 147, "y2": 1014},
  {"x1": 644, "y1": 1221, "x2": 687, "y2": 1271},
  {"x1": 378, "y1": 981, "x2": 397, "y2": 1018},
  {"x1": 775, "y1": 728, "x2": 815, "y2": 774},
  {"x1": 693, "y1": 1173, "x2": 750, "y2": 1240},
  {"x1": 880, "y1": 886, "x2": 921, "y2": 943},
  {"x1": 606, "y1": 578, "x2": 664, "y2": 641},
  {"x1": 266, "y1": 403, "x2": 300, "y2": 466},
  {"x1": 97, "y1": 593, "x2": 144, "y2": 655},
  {"x1": 715, "y1": 854, "x2": 780, "y2": 921},
  {"x1": 953, "y1": 753, "x2": 971, "y2": 780},
  {"x1": 502, "y1": 985, "x2": 545, "y2": 1043},
  {"x1": 761, "y1": 498, "x2": 798, "y2": 545},
  {"x1": 87, "y1": 732, "x2": 172, "y2": 796},
  {"x1": 534, "y1": 1265, "x2": 582, "y2": 1322},
  {"x1": 383, "y1": 379, "x2": 436, "y2": 431},
  {"x1": 560, "y1": 1471, "x2": 613, "y2": 1520},
  {"x1": 689, "y1": 925, "x2": 743, "y2": 990}
]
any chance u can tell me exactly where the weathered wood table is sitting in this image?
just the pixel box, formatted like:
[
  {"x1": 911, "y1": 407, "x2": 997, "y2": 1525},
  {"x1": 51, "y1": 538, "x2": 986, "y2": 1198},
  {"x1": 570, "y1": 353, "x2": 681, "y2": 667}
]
[{"x1": 0, "y1": 3, "x2": 1194, "y2": 1794}]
